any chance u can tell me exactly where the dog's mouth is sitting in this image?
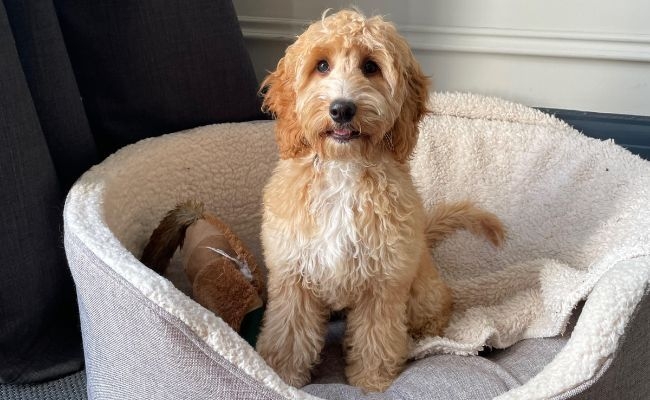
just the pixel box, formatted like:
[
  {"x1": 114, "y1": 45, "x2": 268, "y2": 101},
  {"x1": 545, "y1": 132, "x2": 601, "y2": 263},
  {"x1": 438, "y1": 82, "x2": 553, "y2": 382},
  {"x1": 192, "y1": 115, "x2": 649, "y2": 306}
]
[{"x1": 326, "y1": 128, "x2": 361, "y2": 143}]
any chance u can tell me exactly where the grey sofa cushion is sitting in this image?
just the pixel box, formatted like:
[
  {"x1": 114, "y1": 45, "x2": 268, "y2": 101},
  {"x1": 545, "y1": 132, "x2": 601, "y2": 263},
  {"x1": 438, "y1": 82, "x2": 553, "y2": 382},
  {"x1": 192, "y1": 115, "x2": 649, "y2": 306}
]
[
  {"x1": 5, "y1": 0, "x2": 96, "y2": 189},
  {"x1": 54, "y1": 0, "x2": 265, "y2": 157}
]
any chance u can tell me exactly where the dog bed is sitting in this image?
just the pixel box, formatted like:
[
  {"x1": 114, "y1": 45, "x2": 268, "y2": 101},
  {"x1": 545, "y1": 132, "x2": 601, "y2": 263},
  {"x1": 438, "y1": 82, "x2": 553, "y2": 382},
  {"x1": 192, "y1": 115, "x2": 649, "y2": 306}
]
[{"x1": 64, "y1": 92, "x2": 650, "y2": 399}]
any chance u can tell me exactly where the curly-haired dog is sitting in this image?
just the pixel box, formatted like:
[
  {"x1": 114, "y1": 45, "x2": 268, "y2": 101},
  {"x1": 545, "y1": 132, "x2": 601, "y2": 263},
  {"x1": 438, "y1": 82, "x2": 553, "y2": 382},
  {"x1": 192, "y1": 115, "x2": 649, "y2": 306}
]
[{"x1": 256, "y1": 10, "x2": 505, "y2": 392}]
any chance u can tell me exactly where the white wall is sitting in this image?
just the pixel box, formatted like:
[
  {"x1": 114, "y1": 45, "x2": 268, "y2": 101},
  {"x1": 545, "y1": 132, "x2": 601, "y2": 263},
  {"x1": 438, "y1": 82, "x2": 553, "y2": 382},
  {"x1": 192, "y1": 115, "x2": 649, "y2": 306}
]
[{"x1": 234, "y1": 1, "x2": 650, "y2": 116}]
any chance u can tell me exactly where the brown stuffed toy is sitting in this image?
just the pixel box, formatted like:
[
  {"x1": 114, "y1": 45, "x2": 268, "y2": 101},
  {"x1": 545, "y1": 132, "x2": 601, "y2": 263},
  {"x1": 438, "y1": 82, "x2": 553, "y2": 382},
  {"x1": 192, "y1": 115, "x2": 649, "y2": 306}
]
[{"x1": 141, "y1": 200, "x2": 265, "y2": 338}]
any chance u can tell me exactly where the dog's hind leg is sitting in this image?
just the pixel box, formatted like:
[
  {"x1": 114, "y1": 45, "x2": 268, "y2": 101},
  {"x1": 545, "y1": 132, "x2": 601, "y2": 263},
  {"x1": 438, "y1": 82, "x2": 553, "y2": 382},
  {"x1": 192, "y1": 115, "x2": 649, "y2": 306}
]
[{"x1": 409, "y1": 201, "x2": 504, "y2": 338}]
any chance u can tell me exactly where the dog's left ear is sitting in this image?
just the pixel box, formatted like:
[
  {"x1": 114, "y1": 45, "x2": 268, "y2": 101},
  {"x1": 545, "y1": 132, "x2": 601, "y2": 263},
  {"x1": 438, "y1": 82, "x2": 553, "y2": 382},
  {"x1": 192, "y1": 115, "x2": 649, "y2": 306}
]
[{"x1": 385, "y1": 51, "x2": 430, "y2": 163}]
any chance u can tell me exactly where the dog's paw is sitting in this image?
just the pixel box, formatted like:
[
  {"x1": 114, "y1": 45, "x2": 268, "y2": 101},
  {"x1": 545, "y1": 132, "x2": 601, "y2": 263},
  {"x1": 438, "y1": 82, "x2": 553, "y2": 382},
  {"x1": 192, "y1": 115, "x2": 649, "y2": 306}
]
[
  {"x1": 257, "y1": 346, "x2": 311, "y2": 388},
  {"x1": 346, "y1": 359, "x2": 399, "y2": 393},
  {"x1": 278, "y1": 370, "x2": 311, "y2": 389},
  {"x1": 346, "y1": 368, "x2": 394, "y2": 393},
  {"x1": 260, "y1": 354, "x2": 311, "y2": 388}
]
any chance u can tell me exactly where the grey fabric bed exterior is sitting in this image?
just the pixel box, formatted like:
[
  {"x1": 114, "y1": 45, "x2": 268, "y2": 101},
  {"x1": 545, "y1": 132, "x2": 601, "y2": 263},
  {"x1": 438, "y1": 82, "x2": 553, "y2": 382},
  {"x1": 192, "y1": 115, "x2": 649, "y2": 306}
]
[
  {"x1": 65, "y1": 232, "x2": 283, "y2": 400},
  {"x1": 2, "y1": 289, "x2": 647, "y2": 399},
  {"x1": 60, "y1": 95, "x2": 649, "y2": 399},
  {"x1": 62, "y1": 228, "x2": 649, "y2": 399}
]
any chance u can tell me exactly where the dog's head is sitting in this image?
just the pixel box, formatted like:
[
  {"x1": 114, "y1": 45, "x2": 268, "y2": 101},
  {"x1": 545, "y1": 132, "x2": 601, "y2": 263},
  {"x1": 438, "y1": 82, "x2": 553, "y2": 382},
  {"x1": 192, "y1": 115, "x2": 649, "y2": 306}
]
[{"x1": 261, "y1": 9, "x2": 429, "y2": 162}]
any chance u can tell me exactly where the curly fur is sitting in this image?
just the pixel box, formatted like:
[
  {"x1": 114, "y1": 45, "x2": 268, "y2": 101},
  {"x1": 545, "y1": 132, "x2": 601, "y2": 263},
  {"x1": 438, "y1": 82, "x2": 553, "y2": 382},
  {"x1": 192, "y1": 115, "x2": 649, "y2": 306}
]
[{"x1": 256, "y1": 10, "x2": 504, "y2": 392}]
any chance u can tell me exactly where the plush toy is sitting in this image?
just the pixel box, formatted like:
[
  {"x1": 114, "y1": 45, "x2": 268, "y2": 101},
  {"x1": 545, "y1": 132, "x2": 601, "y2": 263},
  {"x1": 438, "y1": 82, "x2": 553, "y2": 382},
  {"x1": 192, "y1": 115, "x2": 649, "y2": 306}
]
[{"x1": 141, "y1": 200, "x2": 265, "y2": 346}]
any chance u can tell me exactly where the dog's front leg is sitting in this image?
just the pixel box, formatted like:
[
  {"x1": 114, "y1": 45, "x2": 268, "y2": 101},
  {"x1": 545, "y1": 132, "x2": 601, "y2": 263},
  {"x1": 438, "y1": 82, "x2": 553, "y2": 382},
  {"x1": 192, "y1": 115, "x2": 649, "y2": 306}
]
[
  {"x1": 344, "y1": 285, "x2": 410, "y2": 392},
  {"x1": 256, "y1": 274, "x2": 328, "y2": 388}
]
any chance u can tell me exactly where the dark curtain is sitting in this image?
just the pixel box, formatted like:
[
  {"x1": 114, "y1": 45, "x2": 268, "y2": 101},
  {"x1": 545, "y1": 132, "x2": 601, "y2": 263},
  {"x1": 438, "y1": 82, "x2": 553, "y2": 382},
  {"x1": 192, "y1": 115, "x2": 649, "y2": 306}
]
[
  {"x1": 0, "y1": 0, "x2": 94, "y2": 384},
  {"x1": 0, "y1": 0, "x2": 262, "y2": 383}
]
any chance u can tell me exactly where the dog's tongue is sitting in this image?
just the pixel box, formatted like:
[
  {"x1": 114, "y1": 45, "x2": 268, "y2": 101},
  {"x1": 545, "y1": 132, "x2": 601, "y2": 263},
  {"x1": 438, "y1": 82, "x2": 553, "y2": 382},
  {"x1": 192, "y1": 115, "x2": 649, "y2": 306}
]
[{"x1": 334, "y1": 128, "x2": 352, "y2": 137}]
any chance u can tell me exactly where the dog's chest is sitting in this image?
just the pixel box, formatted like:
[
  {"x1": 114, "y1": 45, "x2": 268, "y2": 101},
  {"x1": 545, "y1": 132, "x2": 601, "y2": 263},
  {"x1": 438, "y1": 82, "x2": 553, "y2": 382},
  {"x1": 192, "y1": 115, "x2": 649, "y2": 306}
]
[
  {"x1": 297, "y1": 160, "x2": 408, "y2": 305},
  {"x1": 308, "y1": 162, "x2": 362, "y2": 271},
  {"x1": 264, "y1": 157, "x2": 422, "y2": 308}
]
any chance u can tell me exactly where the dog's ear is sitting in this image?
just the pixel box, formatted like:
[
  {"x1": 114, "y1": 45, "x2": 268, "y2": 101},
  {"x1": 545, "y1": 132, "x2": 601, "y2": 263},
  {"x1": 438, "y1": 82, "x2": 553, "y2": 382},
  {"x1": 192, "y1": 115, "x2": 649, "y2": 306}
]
[
  {"x1": 261, "y1": 55, "x2": 310, "y2": 159},
  {"x1": 385, "y1": 51, "x2": 430, "y2": 163}
]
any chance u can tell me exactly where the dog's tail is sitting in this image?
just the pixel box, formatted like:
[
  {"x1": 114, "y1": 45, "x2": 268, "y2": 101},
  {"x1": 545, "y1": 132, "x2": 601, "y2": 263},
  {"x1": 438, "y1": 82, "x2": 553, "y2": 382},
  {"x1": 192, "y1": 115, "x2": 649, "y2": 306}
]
[
  {"x1": 140, "y1": 200, "x2": 206, "y2": 274},
  {"x1": 425, "y1": 201, "x2": 505, "y2": 248}
]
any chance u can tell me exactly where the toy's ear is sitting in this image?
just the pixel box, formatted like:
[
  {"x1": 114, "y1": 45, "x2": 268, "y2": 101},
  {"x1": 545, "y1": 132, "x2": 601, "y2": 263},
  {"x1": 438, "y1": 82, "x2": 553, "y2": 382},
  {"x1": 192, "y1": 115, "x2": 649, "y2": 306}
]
[
  {"x1": 261, "y1": 54, "x2": 310, "y2": 159},
  {"x1": 384, "y1": 49, "x2": 430, "y2": 163}
]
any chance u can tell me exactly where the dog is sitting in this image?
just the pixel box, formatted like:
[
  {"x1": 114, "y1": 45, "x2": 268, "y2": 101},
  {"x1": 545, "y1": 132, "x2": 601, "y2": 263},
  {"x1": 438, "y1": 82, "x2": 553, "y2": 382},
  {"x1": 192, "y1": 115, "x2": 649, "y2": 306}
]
[{"x1": 255, "y1": 9, "x2": 505, "y2": 392}]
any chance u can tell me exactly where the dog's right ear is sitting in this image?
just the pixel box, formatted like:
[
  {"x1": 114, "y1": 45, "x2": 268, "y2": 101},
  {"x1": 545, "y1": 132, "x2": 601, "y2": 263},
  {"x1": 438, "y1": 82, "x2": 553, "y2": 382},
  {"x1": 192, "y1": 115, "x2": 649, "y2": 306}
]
[{"x1": 260, "y1": 56, "x2": 310, "y2": 159}]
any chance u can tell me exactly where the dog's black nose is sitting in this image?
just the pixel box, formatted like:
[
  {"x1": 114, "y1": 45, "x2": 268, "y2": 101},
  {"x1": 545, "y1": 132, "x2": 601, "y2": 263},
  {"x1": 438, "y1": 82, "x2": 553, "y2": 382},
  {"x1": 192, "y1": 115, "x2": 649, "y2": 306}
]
[{"x1": 329, "y1": 100, "x2": 356, "y2": 123}]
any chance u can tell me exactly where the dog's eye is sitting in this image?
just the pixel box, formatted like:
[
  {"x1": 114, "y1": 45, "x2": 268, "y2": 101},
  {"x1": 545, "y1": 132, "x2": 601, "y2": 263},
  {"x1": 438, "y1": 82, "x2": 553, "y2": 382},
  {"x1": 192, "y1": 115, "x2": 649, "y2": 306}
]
[
  {"x1": 316, "y1": 60, "x2": 330, "y2": 73},
  {"x1": 362, "y1": 60, "x2": 379, "y2": 75}
]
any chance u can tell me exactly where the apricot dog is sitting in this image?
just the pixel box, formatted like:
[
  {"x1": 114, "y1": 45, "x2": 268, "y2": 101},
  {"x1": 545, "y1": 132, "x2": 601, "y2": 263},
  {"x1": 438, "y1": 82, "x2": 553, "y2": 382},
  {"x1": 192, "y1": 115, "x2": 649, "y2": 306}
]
[{"x1": 256, "y1": 10, "x2": 504, "y2": 392}]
